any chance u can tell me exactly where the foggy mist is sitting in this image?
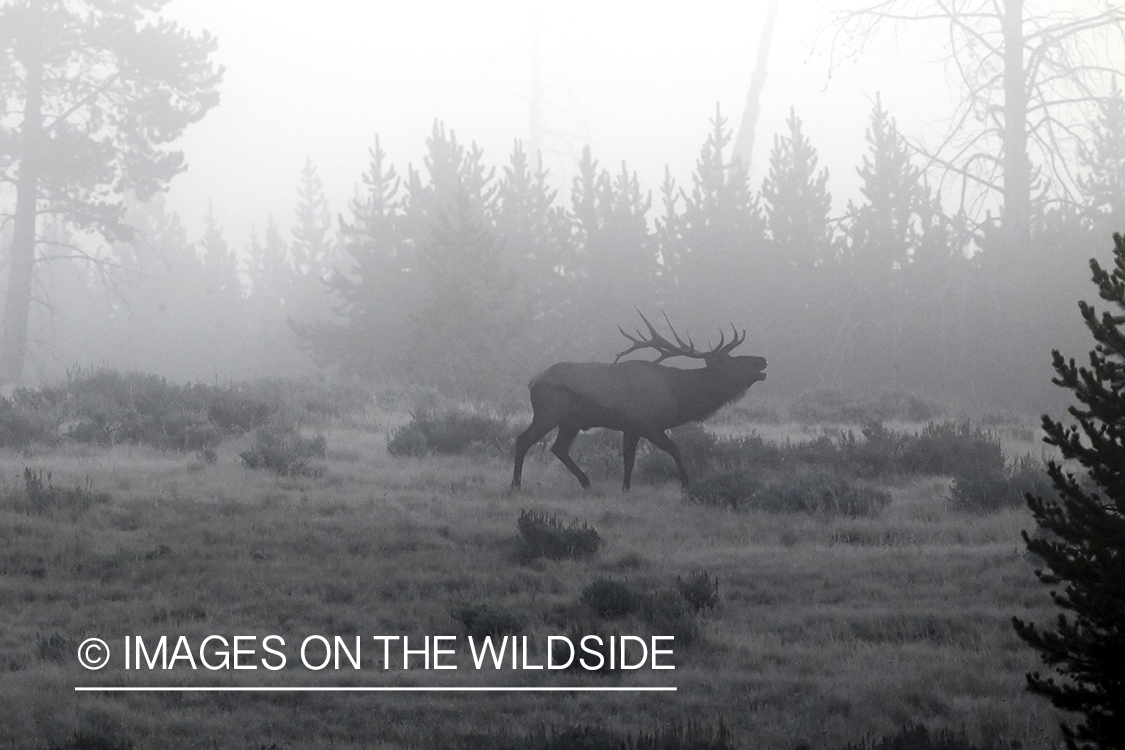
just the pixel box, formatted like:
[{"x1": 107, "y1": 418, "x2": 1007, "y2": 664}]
[{"x1": 2, "y1": 0, "x2": 1123, "y2": 411}]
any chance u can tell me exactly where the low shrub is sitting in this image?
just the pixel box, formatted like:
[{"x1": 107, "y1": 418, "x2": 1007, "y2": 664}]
[
  {"x1": 581, "y1": 578, "x2": 641, "y2": 618},
  {"x1": 750, "y1": 469, "x2": 893, "y2": 516},
  {"x1": 685, "y1": 471, "x2": 760, "y2": 509},
  {"x1": 45, "y1": 732, "x2": 135, "y2": 750},
  {"x1": 0, "y1": 389, "x2": 58, "y2": 447},
  {"x1": 387, "y1": 409, "x2": 510, "y2": 456},
  {"x1": 36, "y1": 631, "x2": 69, "y2": 662},
  {"x1": 840, "y1": 722, "x2": 992, "y2": 750},
  {"x1": 454, "y1": 721, "x2": 736, "y2": 750},
  {"x1": 689, "y1": 468, "x2": 891, "y2": 516},
  {"x1": 516, "y1": 510, "x2": 600, "y2": 561},
  {"x1": 239, "y1": 426, "x2": 326, "y2": 476},
  {"x1": 898, "y1": 421, "x2": 1003, "y2": 476},
  {"x1": 0, "y1": 368, "x2": 366, "y2": 452},
  {"x1": 640, "y1": 589, "x2": 700, "y2": 648},
  {"x1": 450, "y1": 605, "x2": 528, "y2": 639},
  {"x1": 677, "y1": 570, "x2": 719, "y2": 613},
  {"x1": 949, "y1": 454, "x2": 1053, "y2": 512},
  {"x1": 206, "y1": 388, "x2": 276, "y2": 432},
  {"x1": 10, "y1": 468, "x2": 109, "y2": 515}
]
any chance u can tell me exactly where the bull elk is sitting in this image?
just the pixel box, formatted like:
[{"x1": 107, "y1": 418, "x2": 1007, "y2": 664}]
[{"x1": 512, "y1": 313, "x2": 767, "y2": 491}]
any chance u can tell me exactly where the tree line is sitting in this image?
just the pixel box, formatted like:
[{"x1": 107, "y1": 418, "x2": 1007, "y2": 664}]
[{"x1": 7, "y1": 91, "x2": 1122, "y2": 409}]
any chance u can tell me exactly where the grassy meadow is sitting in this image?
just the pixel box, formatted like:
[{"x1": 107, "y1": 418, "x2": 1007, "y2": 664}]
[{"x1": 0, "y1": 393, "x2": 1068, "y2": 750}]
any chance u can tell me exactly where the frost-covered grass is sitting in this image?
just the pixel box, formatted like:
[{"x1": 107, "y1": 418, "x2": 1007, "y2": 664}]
[{"x1": 0, "y1": 415, "x2": 1063, "y2": 750}]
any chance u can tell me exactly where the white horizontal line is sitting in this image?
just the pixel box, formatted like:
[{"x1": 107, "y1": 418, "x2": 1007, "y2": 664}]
[{"x1": 75, "y1": 686, "x2": 676, "y2": 692}]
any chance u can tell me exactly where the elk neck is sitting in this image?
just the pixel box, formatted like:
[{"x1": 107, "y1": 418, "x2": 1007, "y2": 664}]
[{"x1": 668, "y1": 355, "x2": 766, "y2": 424}]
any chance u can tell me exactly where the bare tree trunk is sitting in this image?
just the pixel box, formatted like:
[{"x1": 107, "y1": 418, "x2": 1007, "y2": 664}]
[
  {"x1": 0, "y1": 0, "x2": 44, "y2": 386},
  {"x1": 528, "y1": 6, "x2": 542, "y2": 171},
  {"x1": 1002, "y1": 0, "x2": 1031, "y2": 253},
  {"x1": 732, "y1": 0, "x2": 780, "y2": 169}
]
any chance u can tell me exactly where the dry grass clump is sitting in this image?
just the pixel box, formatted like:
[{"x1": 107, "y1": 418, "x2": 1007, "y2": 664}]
[{"x1": 517, "y1": 509, "x2": 601, "y2": 561}]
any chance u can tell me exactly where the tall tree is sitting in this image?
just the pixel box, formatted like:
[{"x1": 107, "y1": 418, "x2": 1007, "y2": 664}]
[
  {"x1": 288, "y1": 157, "x2": 335, "y2": 322},
  {"x1": 494, "y1": 139, "x2": 575, "y2": 362},
  {"x1": 846, "y1": 95, "x2": 926, "y2": 277},
  {"x1": 405, "y1": 122, "x2": 524, "y2": 399},
  {"x1": 674, "y1": 107, "x2": 764, "y2": 329},
  {"x1": 196, "y1": 202, "x2": 242, "y2": 323},
  {"x1": 826, "y1": 0, "x2": 1125, "y2": 255},
  {"x1": 290, "y1": 156, "x2": 333, "y2": 278},
  {"x1": 297, "y1": 136, "x2": 413, "y2": 377},
  {"x1": 245, "y1": 215, "x2": 290, "y2": 309},
  {"x1": 761, "y1": 107, "x2": 835, "y2": 274},
  {"x1": 570, "y1": 146, "x2": 659, "y2": 355},
  {"x1": 1013, "y1": 232, "x2": 1125, "y2": 750},
  {"x1": 1077, "y1": 77, "x2": 1125, "y2": 233},
  {"x1": 0, "y1": 0, "x2": 223, "y2": 384}
]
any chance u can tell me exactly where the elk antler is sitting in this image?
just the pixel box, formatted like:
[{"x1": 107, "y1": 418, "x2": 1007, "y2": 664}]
[{"x1": 615, "y1": 312, "x2": 746, "y2": 363}]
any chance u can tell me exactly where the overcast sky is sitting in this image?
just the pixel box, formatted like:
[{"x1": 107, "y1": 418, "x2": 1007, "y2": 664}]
[{"x1": 163, "y1": 0, "x2": 954, "y2": 251}]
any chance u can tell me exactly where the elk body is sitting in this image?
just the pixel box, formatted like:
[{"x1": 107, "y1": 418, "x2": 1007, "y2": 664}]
[{"x1": 512, "y1": 314, "x2": 767, "y2": 491}]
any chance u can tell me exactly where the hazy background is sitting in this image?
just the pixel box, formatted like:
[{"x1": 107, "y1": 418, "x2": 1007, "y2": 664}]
[
  {"x1": 1, "y1": 0, "x2": 1121, "y2": 413},
  {"x1": 162, "y1": 0, "x2": 950, "y2": 250}
]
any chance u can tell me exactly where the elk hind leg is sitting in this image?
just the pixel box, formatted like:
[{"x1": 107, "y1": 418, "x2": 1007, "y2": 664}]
[
  {"x1": 512, "y1": 418, "x2": 556, "y2": 489},
  {"x1": 552, "y1": 424, "x2": 590, "y2": 489},
  {"x1": 646, "y1": 430, "x2": 689, "y2": 488}
]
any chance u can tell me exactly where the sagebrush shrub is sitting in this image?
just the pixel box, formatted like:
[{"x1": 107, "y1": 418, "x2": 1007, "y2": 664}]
[
  {"x1": 640, "y1": 588, "x2": 700, "y2": 647},
  {"x1": 898, "y1": 421, "x2": 1003, "y2": 476},
  {"x1": 240, "y1": 426, "x2": 327, "y2": 476},
  {"x1": 581, "y1": 578, "x2": 641, "y2": 618},
  {"x1": 454, "y1": 720, "x2": 736, "y2": 750},
  {"x1": 751, "y1": 469, "x2": 893, "y2": 516},
  {"x1": 690, "y1": 468, "x2": 891, "y2": 516},
  {"x1": 450, "y1": 604, "x2": 528, "y2": 638},
  {"x1": 13, "y1": 468, "x2": 108, "y2": 515},
  {"x1": 686, "y1": 471, "x2": 760, "y2": 509},
  {"x1": 516, "y1": 510, "x2": 600, "y2": 561},
  {"x1": 387, "y1": 409, "x2": 510, "y2": 456},
  {"x1": 949, "y1": 454, "x2": 1052, "y2": 512},
  {"x1": 677, "y1": 570, "x2": 720, "y2": 612},
  {"x1": 840, "y1": 722, "x2": 992, "y2": 750}
]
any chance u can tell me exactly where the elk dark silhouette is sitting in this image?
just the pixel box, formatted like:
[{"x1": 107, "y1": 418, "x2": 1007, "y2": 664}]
[{"x1": 512, "y1": 313, "x2": 767, "y2": 491}]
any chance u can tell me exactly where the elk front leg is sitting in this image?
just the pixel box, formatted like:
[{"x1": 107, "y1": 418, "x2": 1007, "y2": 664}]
[{"x1": 622, "y1": 431, "x2": 640, "y2": 491}]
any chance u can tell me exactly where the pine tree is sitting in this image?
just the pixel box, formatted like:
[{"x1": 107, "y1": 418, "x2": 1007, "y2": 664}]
[
  {"x1": 1078, "y1": 78, "x2": 1125, "y2": 232},
  {"x1": 761, "y1": 107, "x2": 835, "y2": 274},
  {"x1": 569, "y1": 146, "x2": 658, "y2": 355},
  {"x1": 288, "y1": 157, "x2": 334, "y2": 321},
  {"x1": 405, "y1": 122, "x2": 523, "y2": 399},
  {"x1": 494, "y1": 140, "x2": 575, "y2": 360},
  {"x1": 1012, "y1": 232, "x2": 1125, "y2": 750},
  {"x1": 291, "y1": 157, "x2": 333, "y2": 276},
  {"x1": 297, "y1": 135, "x2": 412, "y2": 376},
  {"x1": 245, "y1": 215, "x2": 289, "y2": 309},
  {"x1": 846, "y1": 95, "x2": 924, "y2": 277},
  {"x1": 198, "y1": 202, "x2": 241, "y2": 303},
  {"x1": 0, "y1": 0, "x2": 222, "y2": 384},
  {"x1": 674, "y1": 106, "x2": 764, "y2": 330}
]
